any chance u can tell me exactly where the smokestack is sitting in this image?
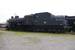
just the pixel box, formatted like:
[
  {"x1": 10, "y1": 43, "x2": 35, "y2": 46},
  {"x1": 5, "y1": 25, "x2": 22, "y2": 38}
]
[
  {"x1": 11, "y1": 16, "x2": 14, "y2": 19},
  {"x1": 15, "y1": 16, "x2": 19, "y2": 19}
]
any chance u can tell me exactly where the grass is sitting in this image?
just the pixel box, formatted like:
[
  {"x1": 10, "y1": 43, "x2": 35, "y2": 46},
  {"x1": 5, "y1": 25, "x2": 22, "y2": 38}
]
[
  {"x1": 0, "y1": 30, "x2": 75, "y2": 50},
  {"x1": 0, "y1": 30, "x2": 75, "y2": 44},
  {"x1": 0, "y1": 30, "x2": 75, "y2": 36}
]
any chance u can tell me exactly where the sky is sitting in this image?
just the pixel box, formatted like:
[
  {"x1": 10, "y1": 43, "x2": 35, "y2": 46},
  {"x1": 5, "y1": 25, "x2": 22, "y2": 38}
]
[{"x1": 0, "y1": 0, "x2": 75, "y2": 23}]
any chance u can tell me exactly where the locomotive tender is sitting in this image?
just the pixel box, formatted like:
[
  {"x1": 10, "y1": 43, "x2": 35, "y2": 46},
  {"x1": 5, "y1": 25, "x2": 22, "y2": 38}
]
[{"x1": 6, "y1": 12, "x2": 75, "y2": 32}]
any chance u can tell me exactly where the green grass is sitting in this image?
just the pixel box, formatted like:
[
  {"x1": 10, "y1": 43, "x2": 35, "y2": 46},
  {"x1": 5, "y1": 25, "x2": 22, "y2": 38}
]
[
  {"x1": 0, "y1": 30, "x2": 75, "y2": 36},
  {"x1": 0, "y1": 30, "x2": 75, "y2": 41}
]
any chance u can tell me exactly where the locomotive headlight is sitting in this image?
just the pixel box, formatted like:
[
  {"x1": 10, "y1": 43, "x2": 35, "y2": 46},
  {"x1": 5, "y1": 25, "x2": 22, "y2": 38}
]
[
  {"x1": 60, "y1": 24, "x2": 63, "y2": 25},
  {"x1": 73, "y1": 22, "x2": 75, "y2": 24},
  {"x1": 43, "y1": 21, "x2": 47, "y2": 24}
]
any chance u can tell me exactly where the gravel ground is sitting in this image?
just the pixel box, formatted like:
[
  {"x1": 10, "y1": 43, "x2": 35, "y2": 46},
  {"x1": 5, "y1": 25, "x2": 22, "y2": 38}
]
[{"x1": 0, "y1": 31, "x2": 75, "y2": 50}]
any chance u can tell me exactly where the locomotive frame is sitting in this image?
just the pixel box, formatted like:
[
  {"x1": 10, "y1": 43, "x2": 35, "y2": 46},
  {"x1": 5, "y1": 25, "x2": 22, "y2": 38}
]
[{"x1": 6, "y1": 12, "x2": 75, "y2": 32}]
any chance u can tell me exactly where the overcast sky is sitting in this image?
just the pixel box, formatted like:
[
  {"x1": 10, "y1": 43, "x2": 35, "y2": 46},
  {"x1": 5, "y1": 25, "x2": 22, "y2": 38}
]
[{"x1": 0, "y1": 0, "x2": 75, "y2": 23}]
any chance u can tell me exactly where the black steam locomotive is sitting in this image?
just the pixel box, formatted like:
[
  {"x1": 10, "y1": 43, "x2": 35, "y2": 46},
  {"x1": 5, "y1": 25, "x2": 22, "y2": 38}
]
[{"x1": 6, "y1": 12, "x2": 75, "y2": 32}]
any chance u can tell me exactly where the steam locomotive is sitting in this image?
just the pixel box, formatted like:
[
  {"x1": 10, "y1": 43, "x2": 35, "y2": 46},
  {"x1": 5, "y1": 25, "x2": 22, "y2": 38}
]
[{"x1": 6, "y1": 12, "x2": 75, "y2": 32}]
